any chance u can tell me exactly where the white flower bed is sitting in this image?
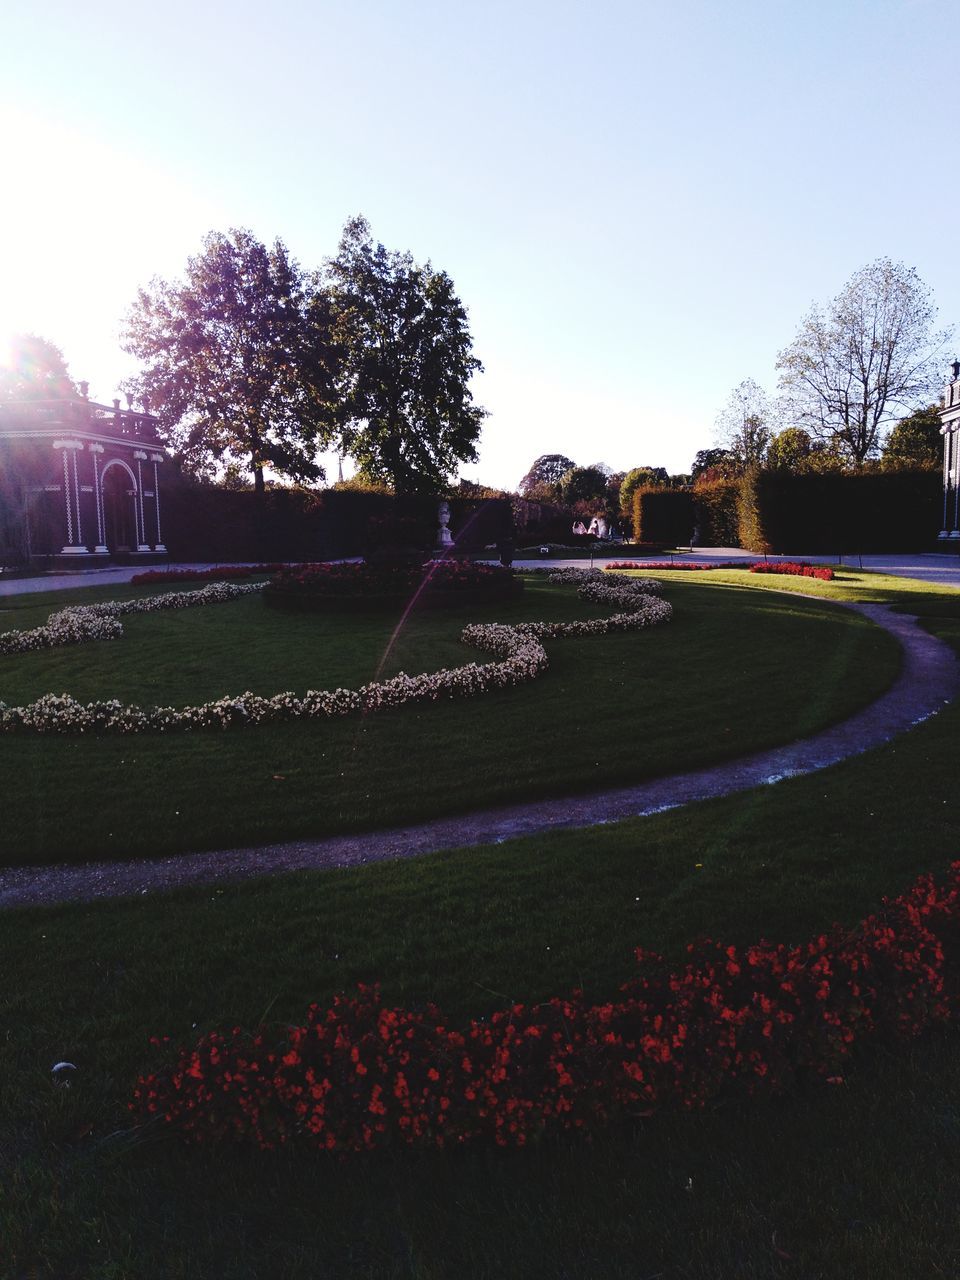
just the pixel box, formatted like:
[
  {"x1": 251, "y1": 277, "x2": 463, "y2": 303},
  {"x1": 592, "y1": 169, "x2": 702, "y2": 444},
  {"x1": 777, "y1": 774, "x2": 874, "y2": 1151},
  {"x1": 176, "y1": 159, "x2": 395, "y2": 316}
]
[
  {"x1": 0, "y1": 581, "x2": 263, "y2": 656},
  {"x1": 0, "y1": 570, "x2": 671, "y2": 735}
]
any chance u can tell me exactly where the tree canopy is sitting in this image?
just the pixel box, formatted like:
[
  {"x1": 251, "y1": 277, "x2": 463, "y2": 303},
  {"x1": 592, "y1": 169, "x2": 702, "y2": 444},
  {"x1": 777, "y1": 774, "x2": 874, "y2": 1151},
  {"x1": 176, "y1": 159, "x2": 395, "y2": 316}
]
[
  {"x1": 691, "y1": 448, "x2": 737, "y2": 481},
  {"x1": 558, "y1": 465, "x2": 608, "y2": 506},
  {"x1": 325, "y1": 216, "x2": 485, "y2": 495},
  {"x1": 0, "y1": 334, "x2": 74, "y2": 401},
  {"x1": 776, "y1": 258, "x2": 949, "y2": 467},
  {"x1": 714, "y1": 378, "x2": 775, "y2": 467},
  {"x1": 881, "y1": 404, "x2": 943, "y2": 470},
  {"x1": 122, "y1": 229, "x2": 334, "y2": 493},
  {"x1": 619, "y1": 466, "x2": 668, "y2": 515},
  {"x1": 518, "y1": 454, "x2": 576, "y2": 500}
]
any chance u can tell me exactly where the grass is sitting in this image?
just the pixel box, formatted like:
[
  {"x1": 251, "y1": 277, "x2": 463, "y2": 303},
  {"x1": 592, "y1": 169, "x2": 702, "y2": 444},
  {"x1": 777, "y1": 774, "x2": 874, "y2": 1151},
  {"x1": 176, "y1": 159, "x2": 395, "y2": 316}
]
[
  {"x1": 2, "y1": 569, "x2": 960, "y2": 1276},
  {"x1": 0, "y1": 574, "x2": 899, "y2": 865}
]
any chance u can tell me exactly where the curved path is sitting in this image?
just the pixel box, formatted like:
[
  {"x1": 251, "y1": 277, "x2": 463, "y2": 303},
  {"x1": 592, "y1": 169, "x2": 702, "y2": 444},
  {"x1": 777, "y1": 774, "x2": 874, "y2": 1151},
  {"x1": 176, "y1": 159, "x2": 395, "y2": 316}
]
[{"x1": 1, "y1": 601, "x2": 957, "y2": 910}]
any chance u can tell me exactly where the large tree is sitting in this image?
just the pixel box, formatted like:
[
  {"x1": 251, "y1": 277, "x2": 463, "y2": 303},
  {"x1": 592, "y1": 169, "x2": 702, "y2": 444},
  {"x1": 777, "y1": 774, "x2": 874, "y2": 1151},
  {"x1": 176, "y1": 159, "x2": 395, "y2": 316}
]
[
  {"x1": 518, "y1": 453, "x2": 576, "y2": 499},
  {"x1": 776, "y1": 258, "x2": 949, "y2": 468},
  {"x1": 122, "y1": 229, "x2": 334, "y2": 493},
  {"x1": 714, "y1": 378, "x2": 775, "y2": 467},
  {"x1": 881, "y1": 404, "x2": 943, "y2": 470},
  {"x1": 559, "y1": 465, "x2": 608, "y2": 506},
  {"x1": 326, "y1": 216, "x2": 485, "y2": 494},
  {"x1": 0, "y1": 334, "x2": 74, "y2": 401}
]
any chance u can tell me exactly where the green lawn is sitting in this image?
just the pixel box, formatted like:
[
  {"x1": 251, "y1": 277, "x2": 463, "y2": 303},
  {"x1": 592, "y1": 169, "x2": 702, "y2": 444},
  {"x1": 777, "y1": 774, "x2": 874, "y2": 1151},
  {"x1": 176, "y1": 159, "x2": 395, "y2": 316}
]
[
  {"x1": 0, "y1": 574, "x2": 899, "y2": 864},
  {"x1": 2, "y1": 570, "x2": 959, "y2": 1277}
]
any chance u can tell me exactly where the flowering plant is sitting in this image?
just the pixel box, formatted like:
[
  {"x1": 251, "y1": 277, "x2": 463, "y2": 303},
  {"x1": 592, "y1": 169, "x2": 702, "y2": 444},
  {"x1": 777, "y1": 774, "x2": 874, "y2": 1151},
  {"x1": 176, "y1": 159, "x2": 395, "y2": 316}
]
[
  {"x1": 606, "y1": 561, "x2": 835, "y2": 581},
  {"x1": 130, "y1": 862, "x2": 960, "y2": 1153},
  {"x1": 131, "y1": 565, "x2": 284, "y2": 585},
  {"x1": 0, "y1": 569, "x2": 670, "y2": 736},
  {"x1": 267, "y1": 560, "x2": 515, "y2": 599}
]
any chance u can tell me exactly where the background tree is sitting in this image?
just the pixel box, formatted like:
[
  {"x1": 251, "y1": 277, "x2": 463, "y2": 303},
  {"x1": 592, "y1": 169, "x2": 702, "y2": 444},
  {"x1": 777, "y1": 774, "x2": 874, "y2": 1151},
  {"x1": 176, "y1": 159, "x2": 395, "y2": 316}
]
[
  {"x1": 0, "y1": 334, "x2": 74, "y2": 401},
  {"x1": 691, "y1": 448, "x2": 738, "y2": 482},
  {"x1": 326, "y1": 216, "x2": 485, "y2": 494},
  {"x1": 765, "y1": 426, "x2": 815, "y2": 472},
  {"x1": 558, "y1": 464, "x2": 608, "y2": 507},
  {"x1": 776, "y1": 258, "x2": 949, "y2": 467},
  {"x1": 714, "y1": 378, "x2": 774, "y2": 467},
  {"x1": 518, "y1": 453, "x2": 576, "y2": 501},
  {"x1": 881, "y1": 404, "x2": 943, "y2": 470},
  {"x1": 618, "y1": 465, "x2": 668, "y2": 533},
  {"x1": 122, "y1": 228, "x2": 333, "y2": 494}
]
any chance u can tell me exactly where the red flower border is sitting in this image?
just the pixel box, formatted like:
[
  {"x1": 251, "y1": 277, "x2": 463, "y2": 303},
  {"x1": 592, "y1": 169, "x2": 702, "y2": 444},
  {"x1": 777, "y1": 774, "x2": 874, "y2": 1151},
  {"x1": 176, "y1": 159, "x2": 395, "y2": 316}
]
[
  {"x1": 606, "y1": 561, "x2": 834, "y2": 581},
  {"x1": 131, "y1": 863, "x2": 960, "y2": 1152}
]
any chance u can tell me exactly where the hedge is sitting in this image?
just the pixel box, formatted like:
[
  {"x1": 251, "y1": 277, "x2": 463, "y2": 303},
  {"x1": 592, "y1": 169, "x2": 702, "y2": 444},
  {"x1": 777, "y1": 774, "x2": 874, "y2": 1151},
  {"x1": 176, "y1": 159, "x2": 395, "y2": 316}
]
[
  {"x1": 738, "y1": 469, "x2": 942, "y2": 554},
  {"x1": 632, "y1": 488, "x2": 694, "y2": 546}
]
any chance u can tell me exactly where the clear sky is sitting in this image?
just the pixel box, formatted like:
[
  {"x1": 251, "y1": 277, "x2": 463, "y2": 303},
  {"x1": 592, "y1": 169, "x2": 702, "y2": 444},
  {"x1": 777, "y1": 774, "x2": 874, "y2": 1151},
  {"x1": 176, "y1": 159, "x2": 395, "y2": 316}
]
[{"x1": 1, "y1": 0, "x2": 957, "y2": 489}]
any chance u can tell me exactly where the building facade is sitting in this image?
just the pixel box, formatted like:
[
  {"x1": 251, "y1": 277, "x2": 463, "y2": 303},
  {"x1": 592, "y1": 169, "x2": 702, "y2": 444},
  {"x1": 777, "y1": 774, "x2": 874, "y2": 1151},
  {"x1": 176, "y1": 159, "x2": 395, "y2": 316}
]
[{"x1": 0, "y1": 387, "x2": 168, "y2": 567}]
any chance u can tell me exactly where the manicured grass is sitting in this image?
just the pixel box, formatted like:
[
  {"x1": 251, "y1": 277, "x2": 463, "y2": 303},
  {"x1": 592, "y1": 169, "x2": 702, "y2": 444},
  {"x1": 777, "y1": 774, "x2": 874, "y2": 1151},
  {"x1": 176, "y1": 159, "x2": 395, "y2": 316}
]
[
  {"x1": 1, "y1": 601, "x2": 959, "y2": 1277},
  {"x1": 2, "y1": 570, "x2": 958, "y2": 1277},
  {"x1": 0, "y1": 576, "x2": 899, "y2": 864}
]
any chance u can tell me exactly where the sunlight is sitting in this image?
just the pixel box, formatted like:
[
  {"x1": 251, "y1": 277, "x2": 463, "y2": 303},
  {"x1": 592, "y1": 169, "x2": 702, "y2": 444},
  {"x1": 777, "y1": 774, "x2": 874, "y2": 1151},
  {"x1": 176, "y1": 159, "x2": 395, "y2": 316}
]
[{"x1": 0, "y1": 106, "x2": 223, "y2": 398}]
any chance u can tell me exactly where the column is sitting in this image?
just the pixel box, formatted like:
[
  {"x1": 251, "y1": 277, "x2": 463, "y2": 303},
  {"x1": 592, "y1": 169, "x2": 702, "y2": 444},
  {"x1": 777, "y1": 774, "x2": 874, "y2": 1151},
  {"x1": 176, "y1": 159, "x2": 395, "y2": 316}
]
[
  {"x1": 149, "y1": 452, "x2": 167, "y2": 552},
  {"x1": 88, "y1": 444, "x2": 108, "y2": 553},
  {"x1": 52, "y1": 439, "x2": 87, "y2": 554},
  {"x1": 133, "y1": 450, "x2": 151, "y2": 550}
]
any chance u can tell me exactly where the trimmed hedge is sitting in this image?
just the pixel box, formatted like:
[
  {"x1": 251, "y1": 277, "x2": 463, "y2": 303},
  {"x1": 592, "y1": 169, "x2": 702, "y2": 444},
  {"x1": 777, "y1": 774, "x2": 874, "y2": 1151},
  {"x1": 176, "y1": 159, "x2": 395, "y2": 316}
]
[
  {"x1": 159, "y1": 478, "x2": 514, "y2": 562},
  {"x1": 692, "y1": 479, "x2": 740, "y2": 547},
  {"x1": 633, "y1": 488, "x2": 694, "y2": 546},
  {"x1": 738, "y1": 469, "x2": 942, "y2": 554}
]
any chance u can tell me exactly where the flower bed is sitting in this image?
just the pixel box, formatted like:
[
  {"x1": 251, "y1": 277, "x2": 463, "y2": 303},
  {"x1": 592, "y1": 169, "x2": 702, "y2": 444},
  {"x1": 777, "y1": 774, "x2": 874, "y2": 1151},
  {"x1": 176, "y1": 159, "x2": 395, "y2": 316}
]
[
  {"x1": 130, "y1": 862, "x2": 960, "y2": 1153},
  {"x1": 0, "y1": 581, "x2": 263, "y2": 657},
  {"x1": 606, "y1": 561, "x2": 835, "y2": 581},
  {"x1": 130, "y1": 565, "x2": 284, "y2": 585},
  {"x1": 0, "y1": 569, "x2": 670, "y2": 735},
  {"x1": 264, "y1": 560, "x2": 522, "y2": 611},
  {"x1": 749, "y1": 561, "x2": 835, "y2": 581}
]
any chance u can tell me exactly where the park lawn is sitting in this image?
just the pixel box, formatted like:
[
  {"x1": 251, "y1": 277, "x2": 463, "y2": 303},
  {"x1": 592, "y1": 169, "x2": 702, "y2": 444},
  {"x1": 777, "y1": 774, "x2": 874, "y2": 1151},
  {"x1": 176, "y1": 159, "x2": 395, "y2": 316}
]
[
  {"x1": 0, "y1": 575, "x2": 899, "y2": 865},
  {"x1": 2, "y1": 601, "x2": 960, "y2": 1278}
]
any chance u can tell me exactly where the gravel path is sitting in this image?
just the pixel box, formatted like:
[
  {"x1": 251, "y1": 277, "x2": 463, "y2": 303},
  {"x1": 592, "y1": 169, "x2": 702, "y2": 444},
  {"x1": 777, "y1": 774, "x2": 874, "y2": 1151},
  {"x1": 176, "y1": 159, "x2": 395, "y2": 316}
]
[{"x1": 1, "y1": 601, "x2": 956, "y2": 911}]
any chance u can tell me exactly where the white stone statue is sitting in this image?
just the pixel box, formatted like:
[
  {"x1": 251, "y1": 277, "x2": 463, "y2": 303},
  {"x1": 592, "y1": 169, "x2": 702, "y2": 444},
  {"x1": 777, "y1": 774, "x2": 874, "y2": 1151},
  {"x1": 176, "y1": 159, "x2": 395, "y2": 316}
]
[{"x1": 436, "y1": 500, "x2": 454, "y2": 548}]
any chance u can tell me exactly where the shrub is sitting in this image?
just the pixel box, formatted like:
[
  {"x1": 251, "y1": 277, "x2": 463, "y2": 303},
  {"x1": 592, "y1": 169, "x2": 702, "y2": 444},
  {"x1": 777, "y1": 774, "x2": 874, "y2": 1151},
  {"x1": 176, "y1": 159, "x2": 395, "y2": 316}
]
[
  {"x1": 692, "y1": 479, "x2": 740, "y2": 546},
  {"x1": 737, "y1": 470, "x2": 942, "y2": 554},
  {"x1": 633, "y1": 488, "x2": 694, "y2": 546}
]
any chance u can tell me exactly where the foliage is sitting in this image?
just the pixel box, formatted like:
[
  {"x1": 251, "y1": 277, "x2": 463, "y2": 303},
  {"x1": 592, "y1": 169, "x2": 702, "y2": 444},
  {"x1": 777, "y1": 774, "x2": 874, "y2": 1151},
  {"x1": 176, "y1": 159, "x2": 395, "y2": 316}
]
[
  {"x1": 132, "y1": 864, "x2": 960, "y2": 1152},
  {"x1": 518, "y1": 454, "x2": 577, "y2": 500},
  {"x1": 632, "y1": 488, "x2": 695, "y2": 546},
  {"x1": 766, "y1": 426, "x2": 817, "y2": 472},
  {"x1": 559, "y1": 465, "x2": 608, "y2": 507},
  {"x1": 122, "y1": 229, "x2": 332, "y2": 493},
  {"x1": 692, "y1": 478, "x2": 740, "y2": 546},
  {"x1": 776, "y1": 258, "x2": 950, "y2": 467},
  {"x1": 130, "y1": 565, "x2": 282, "y2": 585},
  {"x1": 619, "y1": 467, "x2": 668, "y2": 535},
  {"x1": 267, "y1": 559, "x2": 516, "y2": 598},
  {"x1": 606, "y1": 561, "x2": 834, "y2": 580},
  {"x1": 0, "y1": 333, "x2": 74, "y2": 401},
  {"x1": 737, "y1": 468, "x2": 942, "y2": 554},
  {"x1": 714, "y1": 378, "x2": 775, "y2": 466},
  {"x1": 691, "y1": 448, "x2": 738, "y2": 481},
  {"x1": 881, "y1": 404, "x2": 943, "y2": 470},
  {"x1": 325, "y1": 216, "x2": 485, "y2": 494}
]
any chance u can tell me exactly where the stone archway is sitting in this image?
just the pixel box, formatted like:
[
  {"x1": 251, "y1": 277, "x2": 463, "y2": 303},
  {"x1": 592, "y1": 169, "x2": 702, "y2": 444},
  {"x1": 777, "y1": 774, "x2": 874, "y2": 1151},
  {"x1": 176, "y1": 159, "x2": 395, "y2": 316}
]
[{"x1": 101, "y1": 460, "x2": 139, "y2": 554}]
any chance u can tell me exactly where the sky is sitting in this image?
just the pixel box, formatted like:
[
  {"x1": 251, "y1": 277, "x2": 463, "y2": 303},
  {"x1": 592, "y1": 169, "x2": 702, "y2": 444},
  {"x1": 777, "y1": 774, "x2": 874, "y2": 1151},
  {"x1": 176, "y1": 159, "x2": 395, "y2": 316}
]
[{"x1": 1, "y1": 0, "x2": 957, "y2": 489}]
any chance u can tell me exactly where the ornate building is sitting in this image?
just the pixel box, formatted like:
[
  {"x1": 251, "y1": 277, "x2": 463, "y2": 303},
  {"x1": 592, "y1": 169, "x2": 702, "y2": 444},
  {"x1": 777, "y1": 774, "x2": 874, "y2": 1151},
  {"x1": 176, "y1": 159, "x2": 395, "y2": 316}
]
[
  {"x1": 0, "y1": 385, "x2": 168, "y2": 567},
  {"x1": 939, "y1": 361, "x2": 960, "y2": 543}
]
